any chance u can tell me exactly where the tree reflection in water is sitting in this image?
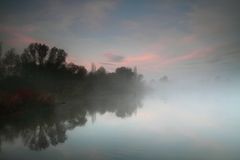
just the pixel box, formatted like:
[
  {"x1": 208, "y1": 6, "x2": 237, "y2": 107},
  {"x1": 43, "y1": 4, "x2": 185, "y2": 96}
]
[{"x1": 0, "y1": 91, "x2": 143, "y2": 151}]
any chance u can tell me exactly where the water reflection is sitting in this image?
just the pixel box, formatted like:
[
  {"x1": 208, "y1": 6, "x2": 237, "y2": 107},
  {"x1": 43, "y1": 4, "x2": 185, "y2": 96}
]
[{"x1": 0, "y1": 91, "x2": 143, "y2": 151}]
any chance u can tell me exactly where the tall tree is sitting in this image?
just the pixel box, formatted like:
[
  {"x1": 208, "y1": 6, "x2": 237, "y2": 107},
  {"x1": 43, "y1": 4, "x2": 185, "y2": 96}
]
[
  {"x1": 55, "y1": 49, "x2": 67, "y2": 67},
  {"x1": 38, "y1": 44, "x2": 49, "y2": 66},
  {"x1": 96, "y1": 66, "x2": 106, "y2": 75},
  {"x1": 2, "y1": 49, "x2": 20, "y2": 76},
  {"x1": 77, "y1": 66, "x2": 87, "y2": 78},
  {"x1": 47, "y1": 47, "x2": 58, "y2": 67},
  {"x1": 28, "y1": 43, "x2": 37, "y2": 65},
  {"x1": 21, "y1": 49, "x2": 33, "y2": 64}
]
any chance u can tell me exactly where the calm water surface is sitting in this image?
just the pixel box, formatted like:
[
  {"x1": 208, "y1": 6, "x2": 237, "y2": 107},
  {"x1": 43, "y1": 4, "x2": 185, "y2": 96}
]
[{"x1": 0, "y1": 84, "x2": 240, "y2": 160}]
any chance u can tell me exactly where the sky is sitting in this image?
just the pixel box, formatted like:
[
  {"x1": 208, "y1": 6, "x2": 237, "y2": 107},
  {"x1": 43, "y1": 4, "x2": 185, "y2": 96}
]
[{"x1": 0, "y1": 0, "x2": 239, "y2": 80}]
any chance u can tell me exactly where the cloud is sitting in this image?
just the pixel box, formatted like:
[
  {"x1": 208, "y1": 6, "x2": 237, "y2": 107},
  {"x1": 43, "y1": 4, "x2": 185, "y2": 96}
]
[
  {"x1": 124, "y1": 53, "x2": 159, "y2": 64},
  {"x1": 110, "y1": 46, "x2": 215, "y2": 77},
  {"x1": 104, "y1": 52, "x2": 125, "y2": 62}
]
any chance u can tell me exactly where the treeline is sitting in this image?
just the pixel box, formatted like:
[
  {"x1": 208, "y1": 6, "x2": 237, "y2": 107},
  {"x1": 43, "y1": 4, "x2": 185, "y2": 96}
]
[
  {"x1": 0, "y1": 43, "x2": 144, "y2": 112},
  {"x1": 0, "y1": 43, "x2": 142, "y2": 80}
]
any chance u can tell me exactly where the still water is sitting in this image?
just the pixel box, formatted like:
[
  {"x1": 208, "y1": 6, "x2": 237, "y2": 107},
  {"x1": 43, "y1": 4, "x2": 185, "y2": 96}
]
[{"x1": 0, "y1": 83, "x2": 240, "y2": 160}]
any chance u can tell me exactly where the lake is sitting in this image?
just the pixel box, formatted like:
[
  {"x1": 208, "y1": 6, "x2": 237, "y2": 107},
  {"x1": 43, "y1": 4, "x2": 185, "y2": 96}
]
[{"x1": 0, "y1": 82, "x2": 240, "y2": 160}]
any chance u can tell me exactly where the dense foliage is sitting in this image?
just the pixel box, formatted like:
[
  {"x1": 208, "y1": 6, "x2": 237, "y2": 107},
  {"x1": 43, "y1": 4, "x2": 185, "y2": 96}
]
[{"x1": 0, "y1": 43, "x2": 144, "y2": 114}]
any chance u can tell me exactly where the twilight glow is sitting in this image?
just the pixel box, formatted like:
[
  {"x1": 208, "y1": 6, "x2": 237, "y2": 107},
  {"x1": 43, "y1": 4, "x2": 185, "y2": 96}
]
[{"x1": 0, "y1": 0, "x2": 239, "y2": 79}]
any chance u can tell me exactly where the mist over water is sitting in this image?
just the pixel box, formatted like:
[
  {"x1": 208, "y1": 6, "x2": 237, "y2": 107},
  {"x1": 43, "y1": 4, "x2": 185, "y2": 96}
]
[{"x1": 1, "y1": 76, "x2": 240, "y2": 160}]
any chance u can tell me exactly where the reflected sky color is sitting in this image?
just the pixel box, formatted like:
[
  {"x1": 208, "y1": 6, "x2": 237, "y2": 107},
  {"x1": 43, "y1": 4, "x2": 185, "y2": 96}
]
[
  {"x1": 1, "y1": 83, "x2": 240, "y2": 160},
  {"x1": 0, "y1": 0, "x2": 239, "y2": 79}
]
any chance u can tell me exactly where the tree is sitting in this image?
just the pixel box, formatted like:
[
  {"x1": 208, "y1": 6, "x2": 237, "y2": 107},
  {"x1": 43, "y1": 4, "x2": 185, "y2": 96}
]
[
  {"x1": 28, "y1": 43, "x2": 37, "y2": 64},
  {"x1": 66, "y1": 63, "x2": 87, "y2": 78},
  {"x1": 21, "y1": 49, "x2": 33, "y2": 64},
  {"x1": 115, "y1": 67, "x2": 134, "y2": 78},
  {"x1": 38, "y1": 44, "x2": 49, "y2": 66},
  {"x1": 96, "y1": 66, "x2": 106, "y2": 75},
  {"x1": 20, "y1": 43, "x2": 68, "y2": 70},
  {"x1": 26, "y1": 43, "x2": 49, "y2": 66},
  {"x1": 2, "y1": 49, "x2": 20, "y2": 76},
  {"x1": 3, "y1": 49, "x2": 20, "y2": 65},
  {"x1": 55, "y1": 49, "x2": 67, "y2": 67},
  {"x1": 76, "y1": 66, "x2": 87, "y2": 78},
  {"x1": 47, "y1": 47, "x2": 58, "y2": 67},
  {"x1": 67, "y1": 63, "x2": 79, "y2": 74}
]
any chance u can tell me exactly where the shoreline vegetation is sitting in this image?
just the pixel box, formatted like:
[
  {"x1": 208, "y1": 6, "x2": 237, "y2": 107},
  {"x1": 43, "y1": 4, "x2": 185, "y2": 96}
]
[
  {"x1": 0, "y1": 43, "x2": 145, "y2": 116},
  {"x1": 0, "y1": 43, "x2": 145, "y2": 150}
]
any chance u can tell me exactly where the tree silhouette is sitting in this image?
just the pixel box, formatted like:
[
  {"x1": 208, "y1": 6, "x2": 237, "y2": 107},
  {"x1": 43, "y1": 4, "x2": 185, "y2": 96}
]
[
  {"x1": 38, "y1": 44, "x2": 49, "y2": 66},
  {"x1": 47, "y1": 47, "x2": 58, "y2": 68},
  {"x1": 21, "y1": 49, "x2": 33, "y2": 64},
  {"x1": 0, "y1": 42, "x2": 145, "y2": 123},
  {"x1": 3, "y1": 49, "x2": 20, "y2": 66},
  {"x1": 28, "y1": 43, "x2": 37, "y2": 65},
  {"x1": 55, "y1": 49, "x2": 67, "y2": 68},
  {"x1": 96, "y1": 66, "x2": 106, "y2": 75},
  {"x1": 2, "y1": 49, "x2": 20, "y2": 76},
  {"x1": 116, "y1": 67, "x2": 134, "y2": 78},
  {"x1": 77, "y1": 66, "x2": 87, "y2": 78},
  {"x1": 67, "y1": 63, "x2": 81, "y2": 74}
]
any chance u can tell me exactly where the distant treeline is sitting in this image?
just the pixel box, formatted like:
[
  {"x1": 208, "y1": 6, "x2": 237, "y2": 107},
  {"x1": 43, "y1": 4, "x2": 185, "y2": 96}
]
[
  {"x1": 0, "y1": 43, "x2": 144, "y2": 113},
  {"x1": 0, "y1": 43, "x2": 142, "y2": 81}
]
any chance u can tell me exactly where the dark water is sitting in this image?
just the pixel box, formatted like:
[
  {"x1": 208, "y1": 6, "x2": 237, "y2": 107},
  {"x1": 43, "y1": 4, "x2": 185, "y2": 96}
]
[{"x1": 0, "y1": 84, "x2": 240, "y2": 160}]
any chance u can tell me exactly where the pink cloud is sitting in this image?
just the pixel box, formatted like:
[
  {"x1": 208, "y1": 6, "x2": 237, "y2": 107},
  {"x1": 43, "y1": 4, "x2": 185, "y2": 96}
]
[
  {"x1": 66, "y1": 45, "x2": 214, "y2": 74},
  {"x1": 162, "y1": 47, "x2": 214, "y2": 66},
  {"x1": 124, "y1": 53, "x2": 160, "y2": 64},
  {"x1": 111, "y1": 46, "x2": 215, "y2": 75}
]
